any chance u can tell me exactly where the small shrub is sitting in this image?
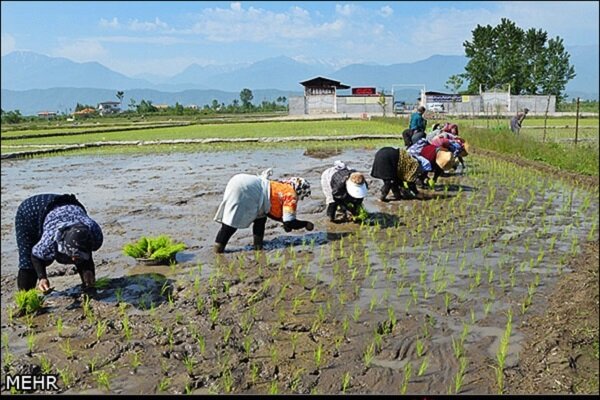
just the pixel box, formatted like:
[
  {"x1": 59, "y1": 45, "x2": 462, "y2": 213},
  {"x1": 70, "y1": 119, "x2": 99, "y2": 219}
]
[{"x1": 123, "y1": 235, "x2": 187, "y2": 264}]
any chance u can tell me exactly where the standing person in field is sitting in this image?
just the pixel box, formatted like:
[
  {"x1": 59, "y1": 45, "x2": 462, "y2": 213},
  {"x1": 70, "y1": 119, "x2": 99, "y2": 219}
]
[
  {"x1": 403, "y1": 105, "x2": 428, "y2": 147},
  {"x1": 371, "y1": 147, "x2": 421, "y2": 201},
  {"x1": 510, "y1": 108, "x2": 529, "y2": 134},
  {"x1": 320, "y1": 161, "x2": 369, "y2": 223},
  {"x1": 213, "y1": 169, "x2": 314, "y2": 253},
  {"x1": 15, "y1": 193, "x2": 103, "y2": 292}
]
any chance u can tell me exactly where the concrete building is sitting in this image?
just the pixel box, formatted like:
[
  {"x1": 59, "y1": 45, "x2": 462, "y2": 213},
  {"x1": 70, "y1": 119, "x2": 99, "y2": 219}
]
[
  {"x1": 421, "y1": 90, "x2": 556, "y2": 115},
  {"x1": 289, "y1": 76, "x2": 393, "y2": 116}
]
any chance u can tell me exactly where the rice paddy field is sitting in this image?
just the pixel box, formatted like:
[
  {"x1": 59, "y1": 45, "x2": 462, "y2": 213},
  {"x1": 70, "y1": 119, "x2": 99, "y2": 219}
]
[{"x1": 1, "y1": 116, "x2": 598, "y2": 395}]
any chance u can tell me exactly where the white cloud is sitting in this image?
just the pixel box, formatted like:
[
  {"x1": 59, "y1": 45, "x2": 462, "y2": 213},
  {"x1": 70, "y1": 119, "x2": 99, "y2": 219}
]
[
  {"x1": 94, "y1": 35, "x2": 187, "y2": 45},
  {"x1": 99, "y1": 17, "x2": 120, "y2": 29},
  {"x1": 128, "y1": 17, "x2": 169, "y2": 32},
  {"x1": 335, "y1": 4, "x2": 357, "y2": 17},
  {"x1": 379, "y1": 5, "x2": 394, "y2": 17},
  {"x1": 1, "y1": 33, "x2": 16, "y2": 55},
  {"x1": 52, "y1": 39, "x2": 109, "y2": 62},
  {"x1": 407, "y1": 2, "x2": 599, "y2": 59}
]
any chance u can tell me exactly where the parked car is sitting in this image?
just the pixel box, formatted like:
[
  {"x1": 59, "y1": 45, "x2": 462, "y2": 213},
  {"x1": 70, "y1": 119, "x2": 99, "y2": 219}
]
[{"x1": 393, "y1": 101, "x2": 406, "y2": 113}]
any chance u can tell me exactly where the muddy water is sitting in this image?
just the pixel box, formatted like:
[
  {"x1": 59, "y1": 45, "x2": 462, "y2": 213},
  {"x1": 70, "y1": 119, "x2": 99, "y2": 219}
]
[{"x1": 1, "y1": 149, "x2": 598, "y2": 394}]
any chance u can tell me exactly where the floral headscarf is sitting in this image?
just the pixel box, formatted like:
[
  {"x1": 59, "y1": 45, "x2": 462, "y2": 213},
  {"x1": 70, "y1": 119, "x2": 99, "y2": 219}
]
[{"x1": 280, "y1": 177, "x2": 311, "y2": 200}]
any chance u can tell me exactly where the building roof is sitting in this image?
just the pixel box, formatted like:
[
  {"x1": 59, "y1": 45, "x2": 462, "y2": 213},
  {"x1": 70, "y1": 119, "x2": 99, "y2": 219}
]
[
  {"x1": 300, "y1": 76, "x2": 350, "y2": 90},
  {"x1": 99, "y1": 101, "x2": 120, "y2": 105},
  {"x1": 73, "y1": 108, "x2": 96, "y2": 115},
  {"x1": 37, "y1": 111, "x2": 57, "y2": 115}
]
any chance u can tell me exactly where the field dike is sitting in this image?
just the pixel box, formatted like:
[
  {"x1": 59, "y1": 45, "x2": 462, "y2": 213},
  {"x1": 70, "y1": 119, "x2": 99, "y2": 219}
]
[{"x1": 1, "y1": 148, "x2": 598, "y2": 394}]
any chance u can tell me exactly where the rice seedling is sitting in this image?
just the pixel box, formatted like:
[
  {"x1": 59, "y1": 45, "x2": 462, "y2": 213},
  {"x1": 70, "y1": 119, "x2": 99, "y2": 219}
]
[
  {"x1": 195, "y1": 333, "x2": 206, "y2": 356},
  {"x1": 60, "y1": 338, "x2": 74, "y2": 359},
  {"x1": 123, "y1": 235, "x2": 187, "y2": 264},
  {"x1": 94, "y1": 370, "x2": 111, "y2": 391},
  {"x1": 415, "y1": 338, "x2": 425, "y2": 357},
  {"x1": 182, "y1": 354, "x2": 196, "y2": 376},
  {"x1": 495, "y1": 309, "x2": 513, "y2": 394},
  {"x1": 2, "y1": 351, "x2": 14, "y2": 370},
  {"x1": 400, "y1": 361, "x2": 412, "y2": 394},
  {"x1": 130, "y1": 352, "x2": 142, "y2": 371},
  {"x1": 166, "y1": 327, "x2": 175, "y2": 352},
  {"x1": 56, "y1": 316, "x2": 63, "y2": 336},
  {"x1": 270, "y1": 345, "x2": 279, "y2": 365},
  {"x1": 14, "y1": 289, "x2": 44, "y2": 315},
  {"x1": 451, "y1": 336, "x2": 464, "y2": 360},
  {"x1": 223, "y1": 326, "x2": 233, "y2": 345},
  {"x1": 342, "y1": 315, "x2": 350, "y2": 338},
  {"x1": 122, "y1": 314, "x2": 132, "y2": 341},
  {"x1": 157, "y1": 377, "x2": 171, "y2": 392},
  {"x1": 96, "y1": 319, "x2": 108, "y2": 341},
  {"x1": 209, "y1": 305, "x2": 219, "y2": 328},
  {"x1": 57, "y1": 366, "x2": 74, "y2": 387},
  {"x1": 363, "y1": 342, "x2": 375, "y2": 369},
  {"x1": 417, "y1": 357, "x2": 429, "y2": 377},
  {"x1": 352, "y1": 303, "x2": 361, "y2": 322},
  {"x1": 114, "y1": 287, "x2": 124, "y2": 303},
  {"x1": 341, "y1": 371, "x2": 352, "y2": 393},
  {"x1": 314, "y1": 343, "x2": 323, "y2": 370},
  {"x1": 454, "y1": 357, "x2": 468, "y2": 394},
  {"x1": 369, "y1": 294, "x2": 378, "y2": 312},
  {"x1": 250, "y1": 363, "x2": 259, "y2": 385},
  {"x1": 269, "y1": 380, "x2": 279, "y2": 394},
  {"x1": 26, "y1": 330, "x2": 36, "y2": 354}
]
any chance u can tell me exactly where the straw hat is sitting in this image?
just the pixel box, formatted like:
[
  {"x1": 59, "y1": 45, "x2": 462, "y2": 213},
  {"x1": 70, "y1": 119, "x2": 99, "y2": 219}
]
[
  {"x1": 346, "y1": 172, "x2": 368, "y2": 199},
  {"x1": 436, "y1": 150, "x2": 455, "y2": 171},
  {"x1": 459, "y1": 141, "x2": 470, "y2": 157}
]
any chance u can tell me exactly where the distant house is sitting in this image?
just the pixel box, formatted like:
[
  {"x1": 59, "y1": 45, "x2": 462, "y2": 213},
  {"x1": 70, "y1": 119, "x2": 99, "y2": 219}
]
[
  {"x1": 289, "y1": 76, "x2": 393, "y2": 115},
  {"x1": 185, "y1": 104, "x2": 199, "y2": 110},
  {"x1": 98, "y1": 101, "x2": 121, "y2": 116},
  {"x1": 154, "y1": 104, "x2": 169, "y2": 110},
  {"x1": 37, "y1": 111, "x2": 58, "y2": 119}
]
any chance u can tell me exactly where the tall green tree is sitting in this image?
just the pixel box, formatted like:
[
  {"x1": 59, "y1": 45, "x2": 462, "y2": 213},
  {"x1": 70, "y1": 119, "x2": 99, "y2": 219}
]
[
  {"x1": 445, "y1": 75, "x2": 465, "y2": 94},
  {"x1": 462, "y1": 18, "x2": 575, "y2": 101},
  {"x1": 240, "y1": 88, "x2": 254, "y2": 109}
]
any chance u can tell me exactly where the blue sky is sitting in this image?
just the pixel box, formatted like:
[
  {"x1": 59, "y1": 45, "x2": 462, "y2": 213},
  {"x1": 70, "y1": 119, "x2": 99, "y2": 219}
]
[{"x1": 2, "y1": 1, "x2": 598, "y2": 77}]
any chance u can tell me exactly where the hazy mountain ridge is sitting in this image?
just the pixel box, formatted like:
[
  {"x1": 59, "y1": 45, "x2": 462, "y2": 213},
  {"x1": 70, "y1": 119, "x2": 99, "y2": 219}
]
[{"x1": 1, "y1": 47, "x2": 597, "y2": 115}]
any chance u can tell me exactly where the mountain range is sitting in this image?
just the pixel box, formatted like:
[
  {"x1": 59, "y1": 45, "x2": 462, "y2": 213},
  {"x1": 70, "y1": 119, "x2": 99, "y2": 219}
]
[{"x1": 2, "y1": 47, "x2": 598, "y2": 115}]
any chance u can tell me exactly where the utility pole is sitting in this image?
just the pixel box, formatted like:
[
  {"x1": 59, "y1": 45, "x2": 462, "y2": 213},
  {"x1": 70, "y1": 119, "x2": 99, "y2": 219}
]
[{"x1": 575, "y1": 97, "x2": 580, "y2": 145}]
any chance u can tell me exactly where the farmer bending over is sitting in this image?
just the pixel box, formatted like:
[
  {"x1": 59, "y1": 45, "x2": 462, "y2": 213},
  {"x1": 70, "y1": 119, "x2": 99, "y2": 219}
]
[
  {"x1": 320, "y1": 161, "x2": 368, "y2": 223},
  {"x1": 371, "y1": 147, "x2": 421, "y2": 202},
  {"x1": 15, "y1": 194, "x2": 103, "y2": 292},
  {"x1": 213, "y1": 169, "x2": 314, "y2": 253}
]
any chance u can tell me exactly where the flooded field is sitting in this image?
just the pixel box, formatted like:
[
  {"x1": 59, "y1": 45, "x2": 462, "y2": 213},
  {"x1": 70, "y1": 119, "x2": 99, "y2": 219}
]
[{"x1": 1, "y1": 148, "x2": 598, "y2": 394}]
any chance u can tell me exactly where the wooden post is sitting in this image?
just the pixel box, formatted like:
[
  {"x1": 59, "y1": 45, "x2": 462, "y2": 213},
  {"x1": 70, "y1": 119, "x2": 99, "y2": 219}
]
[
  {"x1": 575, "y1": 97, "x2": 580, "y2": 145},
  {"x1": 543, "y1": 95, "x2": 551, "y2": 143}
]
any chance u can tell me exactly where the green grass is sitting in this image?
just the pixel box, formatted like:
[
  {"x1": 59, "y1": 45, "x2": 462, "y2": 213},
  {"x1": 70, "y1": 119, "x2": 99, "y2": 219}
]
[
  {"x1": 1, "y1": 119, "x2": 397, "y2": 146},
  {"x1": 3, "y1": 117, "x2": 597, "y2": 177},
  {"x1": 460, "y1": 126, "x2": 599, "y2": 176}
]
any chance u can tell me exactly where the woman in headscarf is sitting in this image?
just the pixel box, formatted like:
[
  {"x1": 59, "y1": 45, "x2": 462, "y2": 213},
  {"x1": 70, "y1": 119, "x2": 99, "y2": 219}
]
[
  {"x1": 213, "y1": 169, "x2": 314, "y2": 253},
  {"x1": 370, "y1": 147, "x2": 421, "y2": 201},
  {"x1": 320, "y1": 161, "x2": 369, "y2": 222},
  {"x1": 14, "y1": 193, "x2": 103, "y2": 292}
]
